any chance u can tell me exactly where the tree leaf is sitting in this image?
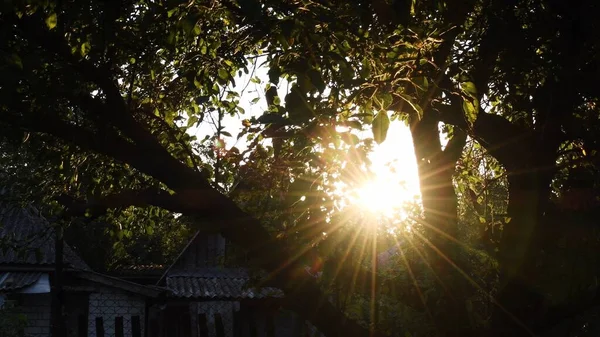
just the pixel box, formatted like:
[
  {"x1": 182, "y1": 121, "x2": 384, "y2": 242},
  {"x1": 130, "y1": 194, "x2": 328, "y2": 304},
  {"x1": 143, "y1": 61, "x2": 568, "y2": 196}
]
[
  {"x1": 461, "y1": 82, "x2": 477, "y2": 99},
  {"x1": 372, "y1": 111, "x2": 390, "y2": 144},
  {"x1": 268, "y1": 66, "x2": 282, "y2": 85},
  {"x1": 343, "y1": 120, "x2": 362, "y2": 130},
  {"x1": 285, "y1": 85, "x2": 313, "y2": 121},
  {"x1": 80, "y1": 42, "x2": 91, "y2": 57},
  {"x1": 308, "y1": 69, "x2": 326, "y2": 93},
  {"x1": 413, "y1": 76, "x2": 429, "y2": 92},
  {"x1": 341, "y1": 132, "x2": 359, "y2": 145},
  {"x1": 45, "y1": 13, "x2": 57, "y2": 30},
  {"x1": 398, "y1": 93, "x2": 423, "y2": 119},
  {"x1": 218, "y1": 68, "x2": 229, "y2": 81},
  {"x1": 462, "y1": 100, "x2": 478, "y2": 126},
  {"x1": 193, "y1": 25, "x2": 201, "y2": 36},
  {"x1": 9, "y1": 53, "x2": 23, "y2": 69},
  {"x1": 187, "y1": 116, "x2": 199, "y2": 127},
  {"x1": 167, "y1": 8, "x2": 178, "y2": 18}
]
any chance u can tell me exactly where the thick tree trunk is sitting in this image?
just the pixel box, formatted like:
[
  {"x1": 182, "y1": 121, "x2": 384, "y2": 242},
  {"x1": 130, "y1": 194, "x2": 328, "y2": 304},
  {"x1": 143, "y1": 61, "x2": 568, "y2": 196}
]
[
  {"x1": 489, "y1": 147, "x2": 557, "y2": 337},
  {"x1": 410, "y1": 116, "x2": 471, "y2": 337}
]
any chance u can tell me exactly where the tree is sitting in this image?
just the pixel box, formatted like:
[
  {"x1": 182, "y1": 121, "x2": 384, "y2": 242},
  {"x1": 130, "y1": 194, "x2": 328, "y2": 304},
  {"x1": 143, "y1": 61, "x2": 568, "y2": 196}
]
[
  {"x1": 234, "y1": 1, "x2": 600, "y2": 335},
  {"x1": 1, "y1": 1, "x2": 600, "y2": 337},
  {"x1": 0, "y1": 2, "x2": 378, "y2": 336}
]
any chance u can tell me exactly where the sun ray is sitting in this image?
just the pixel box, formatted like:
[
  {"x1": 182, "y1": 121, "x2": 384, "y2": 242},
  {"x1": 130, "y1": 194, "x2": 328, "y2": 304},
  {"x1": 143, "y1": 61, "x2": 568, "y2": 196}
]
[
  {"x1": 403, "y1": 230, "x2": 451, "y2": 297},
  {"x1": 409, "y1": 216, "x2": 480, "y2": 254},
  {"x1": 411, "y1": 230, "x2": 536, "y2": 336},
  {"x1": 262, "y1": 233, "x2": 329, "y2": 288},
  {"x1": 328, "y1": 223, "x2": 364, "y2": 288},
  {"x1": 263, "y1": 200, "x2": 372, "y2": 292},
  {"x1": 349, "y1": 224, "x2": 371, "y2": 297},
  {"x1": 370, "y1": 228, "x2": 378, "y2": 330},
  {"x1": 394, "y1": 236, "x2": 435, "y2": 325}
]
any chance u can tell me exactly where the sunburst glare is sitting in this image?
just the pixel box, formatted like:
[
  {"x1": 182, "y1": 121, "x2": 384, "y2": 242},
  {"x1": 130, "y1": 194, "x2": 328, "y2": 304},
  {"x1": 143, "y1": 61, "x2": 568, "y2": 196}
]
[{"x1": 341, "y1": 122, "x2": 421, "y2": 220}]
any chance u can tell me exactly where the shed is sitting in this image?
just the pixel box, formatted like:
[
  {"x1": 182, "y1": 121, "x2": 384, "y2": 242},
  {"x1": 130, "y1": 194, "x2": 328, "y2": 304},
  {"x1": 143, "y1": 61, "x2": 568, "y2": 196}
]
[{"x1": 152, "y1": 231, "x2": 315, "y2": 337}]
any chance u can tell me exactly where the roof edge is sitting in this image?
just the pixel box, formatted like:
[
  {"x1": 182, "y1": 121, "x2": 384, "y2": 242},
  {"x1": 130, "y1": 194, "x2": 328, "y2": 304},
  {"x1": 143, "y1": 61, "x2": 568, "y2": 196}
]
[{"x1": 73, "y1": 270, "x2": 165, "y2": 298}]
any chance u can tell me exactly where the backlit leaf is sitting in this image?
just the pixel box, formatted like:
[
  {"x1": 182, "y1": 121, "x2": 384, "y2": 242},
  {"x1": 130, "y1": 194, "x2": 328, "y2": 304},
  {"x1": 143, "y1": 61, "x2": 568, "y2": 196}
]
[
  {"x1": 218, "y1": 68, "x2": 229, "y2": 81},
  {"x1": 372, "y1": 111, "x2": 390, "y2": 144},
  {"x1": 45, "y1": 13, "x2": 57, "y2": 30},
  {"x1": 461, "y1": 82, "x2": 477, "y2": 99},
  {"x1": 462, "y1": 100, "x2": 478, "y2": 126},
  {"x1": 80, "y1": 42, "x2": 91, "y2": 57}
]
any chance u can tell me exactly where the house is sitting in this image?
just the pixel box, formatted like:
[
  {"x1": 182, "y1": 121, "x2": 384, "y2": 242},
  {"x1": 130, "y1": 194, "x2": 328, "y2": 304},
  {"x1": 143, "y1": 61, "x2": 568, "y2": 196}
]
[
  {"x1": 0, "y1": 194, "x2": 325, "y2": 337},
  {"x1": 0, "y1": 198, "x2": 163, "y2": 337},
  {"x1": 152, "y1": 231, "x2": 319, "y2": 337}
]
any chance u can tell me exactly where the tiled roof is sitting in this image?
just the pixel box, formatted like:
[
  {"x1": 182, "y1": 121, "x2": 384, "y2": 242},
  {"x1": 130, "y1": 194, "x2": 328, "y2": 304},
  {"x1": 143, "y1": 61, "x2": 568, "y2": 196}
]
[
  {"x1": 0, "y1": 272, "x2": 42, "y2": 291},
  {"x1": 166, "y1": 268, "x2": 284, "y2": 299},
  {"x1": 0, "y1": 200, "x2": 90, "y2": 270}
]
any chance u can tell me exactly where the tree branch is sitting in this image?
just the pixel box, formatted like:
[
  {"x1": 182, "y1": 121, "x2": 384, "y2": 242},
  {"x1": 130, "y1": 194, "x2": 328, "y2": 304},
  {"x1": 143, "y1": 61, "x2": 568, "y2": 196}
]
[
  {"x1": 469, "y1": 0, "x2": 517, "y2": 99},
  {"x1": 442, "y1": 127, "x2": 467, "y2": 167},
  {"x1": 16, "y1": 14, "x2": 195, "y2": 187},
  {"x1": 58, "y1": 188, "x2": 181, "y2": 217},
  {"x1": 436, "y1": 101, "x2": 534, "y2": 173}
]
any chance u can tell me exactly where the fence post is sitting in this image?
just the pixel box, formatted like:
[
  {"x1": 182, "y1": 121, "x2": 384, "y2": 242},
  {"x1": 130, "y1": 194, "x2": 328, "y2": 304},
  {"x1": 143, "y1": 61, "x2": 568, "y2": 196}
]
[
  {"x1": 233, "y1": 309, "x2": 242, "y2": 337},
  {"x1": 214, "y1": 313, "x2": 225, "y2": 337},
  {"x1": 132, "y1": 315, "x2": 142, "y2": 337},
  {"x1": 77, "y1": 314, "x2": 87, "y2": 337},
  {"x1": 95, "y1": 317, "x2": 104, "y2": 337},
  {"x1": 248, "y1": 311, "x2": 257, "y2": 337},
  {"x1": 115, "y1": 316, "x2": 124, "y2": 337},
  {"x1": 198, "y1": 313, "x2": 208, "y2": 337},
  {"x1": 265, "y1": 312, "x2": 275, "y2": 337}
]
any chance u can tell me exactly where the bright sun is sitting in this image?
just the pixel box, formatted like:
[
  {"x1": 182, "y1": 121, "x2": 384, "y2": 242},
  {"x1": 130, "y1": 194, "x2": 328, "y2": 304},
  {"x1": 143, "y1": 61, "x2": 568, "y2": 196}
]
[
  {"x1": 346, "y1": 122, "x2": 421, "y2": 218},
  {"x1": 354, "y1": 177, "x2": 414, "y2": 216}
]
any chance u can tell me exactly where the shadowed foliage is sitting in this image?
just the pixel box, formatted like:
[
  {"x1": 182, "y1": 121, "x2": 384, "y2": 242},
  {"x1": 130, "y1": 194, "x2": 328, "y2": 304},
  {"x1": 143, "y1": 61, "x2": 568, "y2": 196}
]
[{"x1": 1, "y1": 0, "x2": 600, "y2": 336}]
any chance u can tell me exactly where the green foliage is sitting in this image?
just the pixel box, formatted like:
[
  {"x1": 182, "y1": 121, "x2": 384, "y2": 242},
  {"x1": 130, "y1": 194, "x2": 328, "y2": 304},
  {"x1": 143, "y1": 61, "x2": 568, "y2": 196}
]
[
  {"x1": 0, "y1": 300, "x2": 27, "y2": 337},
  {"x1": 64, "y1": 208, "x2": 192, "y2": 272},
  {"x1": 1, "y1": 0, "x2": 600, "y2": 336}
]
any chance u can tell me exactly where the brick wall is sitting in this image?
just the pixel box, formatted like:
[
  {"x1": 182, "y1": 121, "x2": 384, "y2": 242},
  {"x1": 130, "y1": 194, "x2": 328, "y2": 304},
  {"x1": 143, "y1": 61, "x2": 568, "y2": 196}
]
[
  {"x1": 88, "y1": 292, "x2": 145, "y2": 337},
  {"x1": 19, "y1": 293, "x2": 51, "y2": 337}
]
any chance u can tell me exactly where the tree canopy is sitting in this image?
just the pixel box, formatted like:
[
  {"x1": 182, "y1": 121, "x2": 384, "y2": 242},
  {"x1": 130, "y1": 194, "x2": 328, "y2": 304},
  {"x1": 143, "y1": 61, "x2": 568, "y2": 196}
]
[{"x1": 1, "y1": 0, "x2": 600, "y2": 336}]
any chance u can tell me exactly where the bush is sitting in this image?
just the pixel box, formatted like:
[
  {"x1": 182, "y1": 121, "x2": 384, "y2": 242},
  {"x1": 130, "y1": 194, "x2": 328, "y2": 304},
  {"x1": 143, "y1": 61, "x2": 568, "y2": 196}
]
[{"x1": 0, "y1": 300, "x2": 28, "y2": 337}]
